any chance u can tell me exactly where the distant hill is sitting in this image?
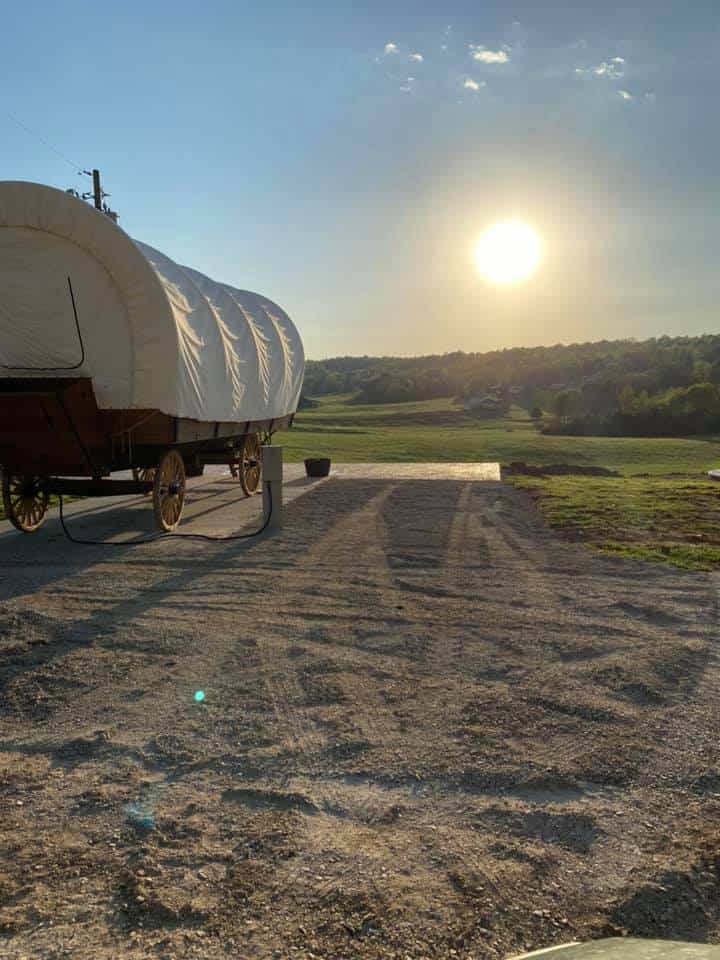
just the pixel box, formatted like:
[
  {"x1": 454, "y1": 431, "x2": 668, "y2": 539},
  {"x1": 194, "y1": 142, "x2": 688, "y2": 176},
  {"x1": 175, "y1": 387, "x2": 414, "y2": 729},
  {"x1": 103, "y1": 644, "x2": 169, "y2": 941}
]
[{"x1": 303, "y1": 335, "x2": 720, "y2": 436}]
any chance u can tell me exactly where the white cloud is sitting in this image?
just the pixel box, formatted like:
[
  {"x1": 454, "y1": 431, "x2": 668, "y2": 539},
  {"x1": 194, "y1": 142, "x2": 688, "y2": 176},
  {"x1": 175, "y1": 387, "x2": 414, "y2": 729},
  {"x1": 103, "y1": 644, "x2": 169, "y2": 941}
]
[
  {"x1": 470, "y1": 45, "x2": 510, "y2": 64},
  {"x1": 618, "y1": 89, "x2": 633, "y2": 100},
  {"x1": 384, "y1": 42, "x2": 399, "y2": 55},
  {"x1": 409, "y1": 52, "x2": 424, "y2": 62},
  {"x1": 593, "y1": 60, "x2": 625, "y2": 79},
  {"x1": 612, "y1": 57, "x2": 625, "y2": 64},
  {"x1": 463, "y1": 77, "x2": 486, "y2": 91}
]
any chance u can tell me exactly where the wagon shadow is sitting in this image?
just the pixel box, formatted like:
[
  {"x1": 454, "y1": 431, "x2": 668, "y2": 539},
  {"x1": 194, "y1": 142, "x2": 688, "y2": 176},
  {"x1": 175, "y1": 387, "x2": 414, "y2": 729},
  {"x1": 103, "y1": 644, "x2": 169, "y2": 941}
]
[
  {"x1": 0, "y1": 480, "x2": 382, "y2": 712},
  {"x1": 0, "y1": 475, "x2": 329, "y2": 605},
  {"x1": 0, "y1": 482, "x2": 263, "y2": 603}
]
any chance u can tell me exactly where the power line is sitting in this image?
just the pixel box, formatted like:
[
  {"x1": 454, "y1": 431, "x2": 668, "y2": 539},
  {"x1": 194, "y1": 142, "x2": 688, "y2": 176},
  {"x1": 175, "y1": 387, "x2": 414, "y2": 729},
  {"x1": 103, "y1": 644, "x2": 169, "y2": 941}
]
[{"x1": 4, "y1": 110, "x2": 84, "y2": 175}]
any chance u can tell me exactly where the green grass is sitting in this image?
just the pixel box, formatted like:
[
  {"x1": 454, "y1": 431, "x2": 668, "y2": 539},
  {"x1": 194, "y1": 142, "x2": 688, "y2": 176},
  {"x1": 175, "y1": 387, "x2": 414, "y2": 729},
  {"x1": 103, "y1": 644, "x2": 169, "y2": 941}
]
[
  {"x1": 513, "y1": 476, "x2": 720, "y2": 570},
  {"x1": 278, "y1": 395, "x2": 720, "y2": 476},
  {"x1": 276, "y1": 394, "x2": 720, "y2": 570}
]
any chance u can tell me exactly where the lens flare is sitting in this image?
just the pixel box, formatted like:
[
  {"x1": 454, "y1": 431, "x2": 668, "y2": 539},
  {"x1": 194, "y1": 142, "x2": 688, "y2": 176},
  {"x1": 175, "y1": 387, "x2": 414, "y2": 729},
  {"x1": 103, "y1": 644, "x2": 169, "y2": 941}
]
[{"x1": 194, "y1": 690, "x2": 206, "y2": 703}]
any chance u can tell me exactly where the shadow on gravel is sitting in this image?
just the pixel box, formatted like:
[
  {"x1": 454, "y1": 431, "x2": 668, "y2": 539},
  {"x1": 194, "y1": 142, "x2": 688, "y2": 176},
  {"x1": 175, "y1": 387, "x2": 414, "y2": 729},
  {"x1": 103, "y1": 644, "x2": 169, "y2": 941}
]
[
  {"x1": 0, "y1": 481, "x2": 387, "y2": 715},
  {"x1": 0, "y1": 485, "x2": 253, "y2": 601},
  {"x1": 0, "y1": 473, "x2": 334, "y2": 603},
  {"x1": 381, "y1": 480, "x2": 466, "y2": 574}
]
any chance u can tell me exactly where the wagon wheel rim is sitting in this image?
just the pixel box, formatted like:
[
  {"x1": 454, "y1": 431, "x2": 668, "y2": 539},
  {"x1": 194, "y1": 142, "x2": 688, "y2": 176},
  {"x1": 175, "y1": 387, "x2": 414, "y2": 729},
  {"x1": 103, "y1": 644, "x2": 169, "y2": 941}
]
[
  {"x1": 152, "y1": 451, "x2": 186, "y2": 531},
  {"x1": 240, "y1": 434, "x2": 262, "y2": 496},
  {"x1": 2, "y1": 474, "x2": 49, "y2": 533}
]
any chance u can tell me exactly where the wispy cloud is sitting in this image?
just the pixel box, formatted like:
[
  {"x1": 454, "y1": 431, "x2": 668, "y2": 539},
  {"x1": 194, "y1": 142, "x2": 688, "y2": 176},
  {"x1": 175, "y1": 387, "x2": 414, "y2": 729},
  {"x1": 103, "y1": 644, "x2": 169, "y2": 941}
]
[
  {"x1": 470, "y1": 45, "x2": 510, "y2": 65},
  {"x1": 593, "y1": 58, "x2": 625, "y2": 79},
  {"x1": 376, "y1": 31, "x2": 652, "y2": 111}
]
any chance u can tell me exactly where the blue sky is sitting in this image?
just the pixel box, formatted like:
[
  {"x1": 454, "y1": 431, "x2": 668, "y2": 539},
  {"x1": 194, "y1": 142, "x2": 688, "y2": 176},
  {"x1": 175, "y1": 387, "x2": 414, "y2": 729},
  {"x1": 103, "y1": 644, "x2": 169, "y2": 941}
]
[{"x1": 2, "y1": 1, "x2": 719, "y2": 358}]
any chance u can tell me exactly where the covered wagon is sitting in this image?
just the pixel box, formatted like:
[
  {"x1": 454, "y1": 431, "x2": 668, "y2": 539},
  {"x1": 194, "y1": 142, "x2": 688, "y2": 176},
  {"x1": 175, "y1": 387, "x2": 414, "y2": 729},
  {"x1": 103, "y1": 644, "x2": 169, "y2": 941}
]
[{"x1": 0, "y1": 181, "x2": 304, "y2": 532}]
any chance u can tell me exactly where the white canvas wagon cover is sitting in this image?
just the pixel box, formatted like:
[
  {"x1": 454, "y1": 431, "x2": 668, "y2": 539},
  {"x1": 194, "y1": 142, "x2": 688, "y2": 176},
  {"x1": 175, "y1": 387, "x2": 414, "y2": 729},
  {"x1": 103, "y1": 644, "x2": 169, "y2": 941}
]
[{"x1": 0, "y1": 181, "x2": 304, "y2": 423}]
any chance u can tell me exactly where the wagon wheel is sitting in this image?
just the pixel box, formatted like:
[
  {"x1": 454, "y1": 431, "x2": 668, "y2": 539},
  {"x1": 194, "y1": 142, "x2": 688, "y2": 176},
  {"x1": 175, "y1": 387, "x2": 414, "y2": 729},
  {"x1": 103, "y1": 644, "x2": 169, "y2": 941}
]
[
  {"x1": 2, "y1": 474, "x2": 50, "y2": 533},
  {"x1": 132, "y1": 467, "x2": 156, "y2": 495},
  {"x1": 239, "y1": 433, "x2": 262, "y2": 496},
  {"x1": 152, "y1": 450, "x2": 186, "y2": 532}
]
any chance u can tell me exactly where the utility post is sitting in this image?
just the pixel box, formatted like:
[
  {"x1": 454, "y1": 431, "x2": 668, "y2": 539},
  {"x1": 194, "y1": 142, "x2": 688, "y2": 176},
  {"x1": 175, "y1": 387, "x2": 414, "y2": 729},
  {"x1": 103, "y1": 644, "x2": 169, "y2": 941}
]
[
  {"x1": 79, "y1": 169, "x2": 118, "y2": 221},
  {"x1": 92, "y1": 169, "x2": 102, "y2": 210}
]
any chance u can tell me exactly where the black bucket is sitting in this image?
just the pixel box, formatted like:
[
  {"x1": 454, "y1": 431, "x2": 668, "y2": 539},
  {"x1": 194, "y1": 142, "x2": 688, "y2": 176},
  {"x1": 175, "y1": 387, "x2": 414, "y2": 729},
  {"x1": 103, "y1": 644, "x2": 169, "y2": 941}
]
[{"x1": 304, "y1": 457, "x2": 331, "y2": 478}]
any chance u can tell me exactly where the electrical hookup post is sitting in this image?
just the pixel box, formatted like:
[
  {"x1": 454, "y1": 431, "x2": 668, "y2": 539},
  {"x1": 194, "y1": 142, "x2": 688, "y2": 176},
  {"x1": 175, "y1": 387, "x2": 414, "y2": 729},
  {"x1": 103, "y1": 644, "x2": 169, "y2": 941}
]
[{"x1": 262, "y1": 445, "x2": 283, "y2": 531}]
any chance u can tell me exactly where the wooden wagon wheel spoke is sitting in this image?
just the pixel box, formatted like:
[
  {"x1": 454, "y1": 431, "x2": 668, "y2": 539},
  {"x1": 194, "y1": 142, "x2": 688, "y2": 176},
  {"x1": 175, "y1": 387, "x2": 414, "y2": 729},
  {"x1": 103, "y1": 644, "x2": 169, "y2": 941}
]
[
  {"x1": 132, "y1": 467, "x2": 156, "y2": 495},
  {"x1": 152, "y1": 450, "x2": 186, "y2": 532},
  {"x1": 2, "y1": 474, "x2": 50, "y2": 533},
  {"x1": 239, "y1": 433, "x2": 262, "y2": 497}
]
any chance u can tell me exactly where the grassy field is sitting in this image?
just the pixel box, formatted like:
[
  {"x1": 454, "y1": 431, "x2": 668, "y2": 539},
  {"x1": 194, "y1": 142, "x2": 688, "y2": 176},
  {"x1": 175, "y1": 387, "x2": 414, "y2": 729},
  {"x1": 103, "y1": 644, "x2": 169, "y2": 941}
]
[
  {"x1": 278, "y1": 394, "x2": 720, "y2": 475},
  {"x1": 277, "y1": 395, "x2": 720, "y2": 569}
]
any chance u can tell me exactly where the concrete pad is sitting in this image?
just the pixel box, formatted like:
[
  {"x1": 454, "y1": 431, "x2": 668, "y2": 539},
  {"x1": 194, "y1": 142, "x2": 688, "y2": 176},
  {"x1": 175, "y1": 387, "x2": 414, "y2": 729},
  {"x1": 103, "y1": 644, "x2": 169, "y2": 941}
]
[
  {"x1": 322, "y1": 462, "x2": 501, "y2": 481},
  {"x1": 0, "y1": 461, "x2": 500, "y2": 546}
]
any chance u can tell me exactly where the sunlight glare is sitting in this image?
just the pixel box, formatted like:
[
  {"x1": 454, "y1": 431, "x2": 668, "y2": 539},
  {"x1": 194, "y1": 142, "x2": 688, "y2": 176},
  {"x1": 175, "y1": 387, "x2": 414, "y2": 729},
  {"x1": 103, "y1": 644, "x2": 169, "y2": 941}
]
[{"x1": 474, "y1": 221, "x2": 543, "y2": 286}]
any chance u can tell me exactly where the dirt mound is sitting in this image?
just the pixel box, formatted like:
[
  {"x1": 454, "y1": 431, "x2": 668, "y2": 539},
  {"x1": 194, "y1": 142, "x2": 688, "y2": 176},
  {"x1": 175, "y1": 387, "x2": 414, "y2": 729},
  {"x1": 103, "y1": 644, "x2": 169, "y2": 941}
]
[{"x1": 503, "y1": 461, "x2": 621, "y2": 477}]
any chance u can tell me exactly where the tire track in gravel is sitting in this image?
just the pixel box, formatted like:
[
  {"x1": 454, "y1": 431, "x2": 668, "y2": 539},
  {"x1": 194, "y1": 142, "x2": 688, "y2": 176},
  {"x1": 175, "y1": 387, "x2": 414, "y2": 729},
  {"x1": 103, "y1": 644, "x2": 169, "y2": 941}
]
[
  {"x1": 224, "y1": 481, "x2": 439, "y2": 844},
  {"x1": 435, "y1": 483, "x2": 476, "y2": 672},
  {"x1": 261, "y1": 485, "x2": 484, "y2": 869},
  {"x1": 248, "y1": 484, "x2": 405, "y2": 768}
]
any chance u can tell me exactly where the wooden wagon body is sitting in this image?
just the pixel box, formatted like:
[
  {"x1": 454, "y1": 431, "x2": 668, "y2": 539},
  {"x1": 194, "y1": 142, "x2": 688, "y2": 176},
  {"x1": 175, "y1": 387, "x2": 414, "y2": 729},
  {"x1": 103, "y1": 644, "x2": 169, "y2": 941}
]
[{"x1": 0, "y1": 182, "x2": 304, "y2": 531}]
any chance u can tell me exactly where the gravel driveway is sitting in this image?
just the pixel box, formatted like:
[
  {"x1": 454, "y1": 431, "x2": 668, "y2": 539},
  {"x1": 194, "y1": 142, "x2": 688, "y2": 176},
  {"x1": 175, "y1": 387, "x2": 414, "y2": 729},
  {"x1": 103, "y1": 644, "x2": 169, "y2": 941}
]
[{"x1": 0, "y1": 472, "x2": 718, "y2": 959}]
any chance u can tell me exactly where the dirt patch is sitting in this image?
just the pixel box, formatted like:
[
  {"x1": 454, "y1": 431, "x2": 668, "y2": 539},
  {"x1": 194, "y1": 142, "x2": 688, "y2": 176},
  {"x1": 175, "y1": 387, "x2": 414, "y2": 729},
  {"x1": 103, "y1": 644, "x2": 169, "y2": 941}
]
[{"x1": 503, "y1": 461, "x2": 621, "y2": 477}]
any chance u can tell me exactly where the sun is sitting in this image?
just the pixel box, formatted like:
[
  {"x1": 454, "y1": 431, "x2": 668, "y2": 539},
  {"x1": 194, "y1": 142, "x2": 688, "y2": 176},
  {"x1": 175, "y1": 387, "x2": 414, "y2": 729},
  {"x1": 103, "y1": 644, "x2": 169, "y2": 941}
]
[{"x1": 474, "y1": 221, "x2": 543, "y2": 285}]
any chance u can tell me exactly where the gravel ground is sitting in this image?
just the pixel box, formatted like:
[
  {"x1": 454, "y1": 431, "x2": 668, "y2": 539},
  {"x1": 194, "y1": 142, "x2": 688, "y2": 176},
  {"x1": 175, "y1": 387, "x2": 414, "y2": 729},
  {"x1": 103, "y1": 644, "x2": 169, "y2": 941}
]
[{"x1": 0, "y1": 475, "x2": 719, "y2": 959}]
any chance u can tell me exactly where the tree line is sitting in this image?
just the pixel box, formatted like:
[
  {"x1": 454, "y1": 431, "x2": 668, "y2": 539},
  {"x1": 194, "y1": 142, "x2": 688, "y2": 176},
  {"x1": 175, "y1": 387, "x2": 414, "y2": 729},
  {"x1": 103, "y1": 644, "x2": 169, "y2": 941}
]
[{"x1": 302, "y1": 334, "x2": 720, "y2": 436}]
